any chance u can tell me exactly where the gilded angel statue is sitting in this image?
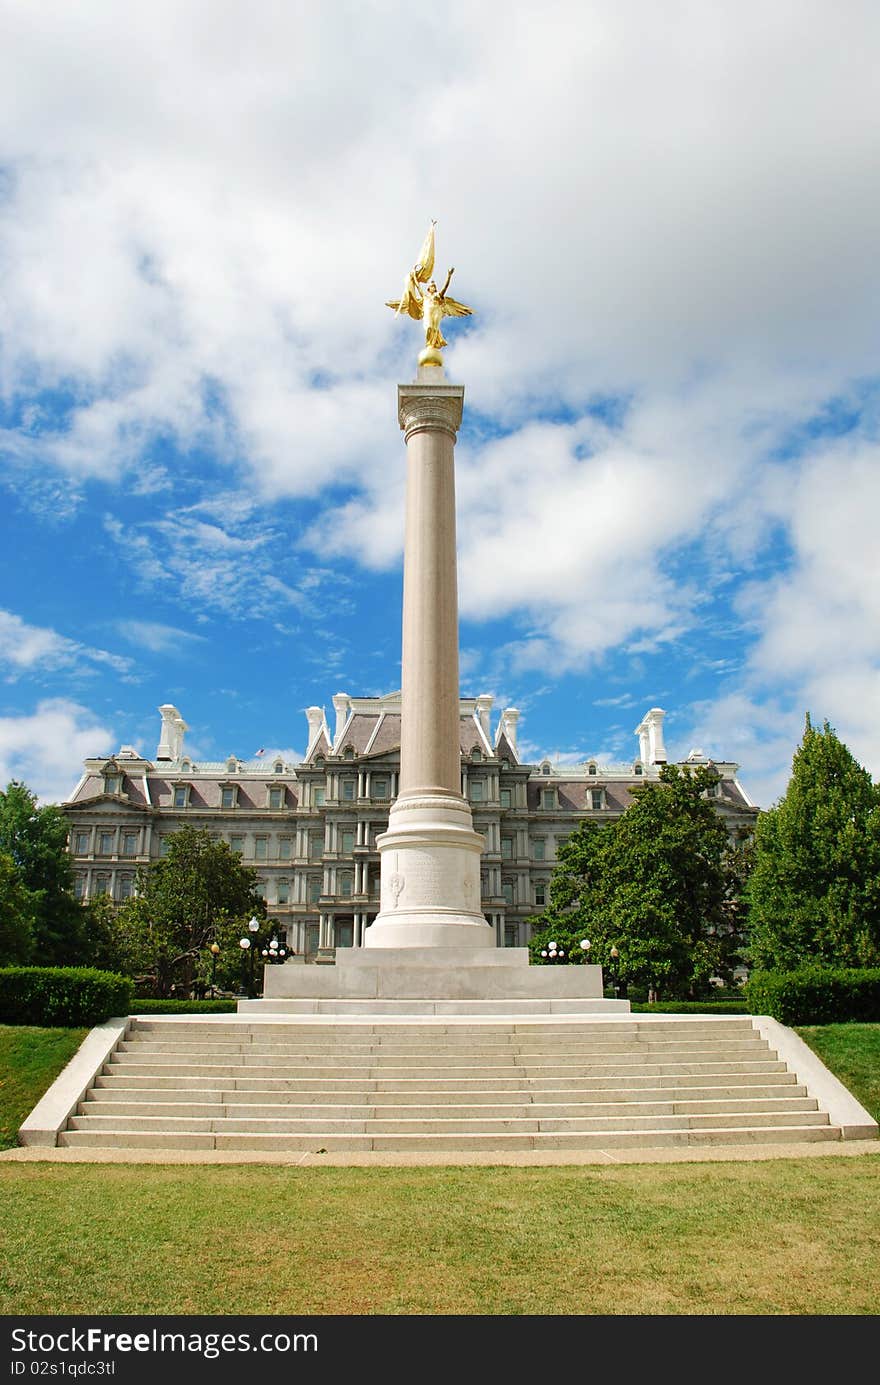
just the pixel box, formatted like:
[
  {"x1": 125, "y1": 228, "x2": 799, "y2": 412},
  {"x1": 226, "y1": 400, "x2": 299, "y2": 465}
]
[{"x1": 386, "y1": 221, "x2": 473, "y2": 363}]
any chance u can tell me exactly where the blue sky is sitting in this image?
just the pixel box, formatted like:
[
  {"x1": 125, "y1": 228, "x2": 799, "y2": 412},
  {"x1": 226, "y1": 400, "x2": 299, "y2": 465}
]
[{"x1": 1, "y1": 1, "x2": 879, "y2": 807}]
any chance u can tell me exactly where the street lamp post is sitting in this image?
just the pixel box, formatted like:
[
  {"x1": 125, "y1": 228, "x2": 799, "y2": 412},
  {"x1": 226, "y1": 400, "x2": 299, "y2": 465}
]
[
  {"x1": 238, "y1": 918, "x2": 291, "y2": 998},
  {"x1": 210, "y1": 941, "x2": 220, "y2": 998},
  {"x1": 609, "y1": 945, "x2": 620, "y2": 1000}
]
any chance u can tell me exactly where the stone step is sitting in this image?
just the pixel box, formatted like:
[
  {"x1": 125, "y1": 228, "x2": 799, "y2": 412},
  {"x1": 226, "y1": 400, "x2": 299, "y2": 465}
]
[
  {"x1": 57, "y1": 1124, "x2": 841, "y2": 1153},
  {"x1": 101, "y1": 1058, "x2": 788, "y2": 1080},
  {"x1": 67, "y1": 1108, "x2": 831, "y2": 1135},
  {"x1": 126, "y1": 1020, "x2": 756, "y2": 1040},
  {"x1": 78, "y1": 1096, "x2": 821, "y2": 1121},
  {"x1": 93, "y1": 1069, "x2": 800, "y2": 1094},
  {"x1": 86, "y1": 1081, "x2": 808, "y2": 1106},
  {"x1": 115, "y1": 1035, "x2": 770, "y2": 1052}
]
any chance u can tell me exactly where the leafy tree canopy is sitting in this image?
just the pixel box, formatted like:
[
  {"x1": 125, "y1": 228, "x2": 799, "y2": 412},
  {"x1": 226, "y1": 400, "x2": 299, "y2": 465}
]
[
  {"x1": 746, "y1": 716, "x2": 880, "y2": 970},
  {"x1": 0, "y1": 781, "x2": 85, "y2": 963},
  {"x1": 0, "y1": 851, "x2": 37, "y2": 964},
  {"x1": 116, "y1": 826, "x2": 266, "y2": 996},
  {"x1": 531, "y1": 764, "x2": 747, "y2": 998}
]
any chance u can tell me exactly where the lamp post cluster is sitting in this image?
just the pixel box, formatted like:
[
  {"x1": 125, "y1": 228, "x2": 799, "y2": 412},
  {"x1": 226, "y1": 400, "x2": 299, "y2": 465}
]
[
  {"x1": 238, "y1": 916, "x2": 291, "y2": 998},
  {"x1": 539, "y1": 938, "x2": 591, "y2": 963}
]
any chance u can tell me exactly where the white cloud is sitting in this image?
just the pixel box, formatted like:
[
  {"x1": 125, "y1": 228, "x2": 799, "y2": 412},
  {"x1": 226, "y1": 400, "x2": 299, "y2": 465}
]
[
  {"x1": 115, "y1": 621, "x2": 208, "y2": 656},
  {"x1": 0, "y1": 698, "x2": 115, "y2": 804},
  {"x1": 0, "y1": 610, "x2": 133, "y2": 681}
]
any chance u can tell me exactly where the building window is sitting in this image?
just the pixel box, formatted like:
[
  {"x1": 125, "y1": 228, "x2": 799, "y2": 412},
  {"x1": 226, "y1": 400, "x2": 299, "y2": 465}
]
[
  {"x1": 269, "y1": 787, "x2": 284, "y2": 810},
  {"x1": 73, "y1": 876, "x2": 86, "y2": 900},
  {"x1": 230, "y1": 835, "x2": 245, "y2": 855},
  {"x1": 74, "y1": 832, "x2": 90, "y2": 855},
  {"x1": 314, "y1": 787, "x2": 325, "y2": 807},
  {"x1": 118, "y1": 876, "x2": 135, "y2": 901},
  {"x1": 469, "y1": 780, "x2": 484, "y2": 802},
  {"x1": 542, "y1": 789, "x2": 555, "y2": 810},
  {"x1": 173, "y1": 786, "x2": 188, "y2": 809},
  {"x1": 532, "y1": 838, "x2": 545, "y2": 861},
  {"x1": 94, "y1": 875, "x2": 110, "y2": 896},
  {"x1": 221, "y1": 785, "x2": 237, "y2": 809},
  {"x1": 588, "y1": 762, "x2": 597, "y2": 775},
  {"x1": 339, "y1": 872, "x2": 353, "y2": 898},
  {"x1": 273, "y1": 761, "x2": 284, "y2": 774},
  {"x1": 501, "y1": 836, "x2": 513, "y2": 860},
  {"x1": 254, "y1": 837, "x2": 267, "y2": 860},
  {"x1": 634, "y1": 763, "x2": 643, "y2": 776},
  {"x1": 343, "y1": 746, "x2": 355, "y2": 761},
  {"x1": 309, "y1": 833, "x2": 323, "y2": 860},
  {"x1": 104, "y1": 773, "x2": 122, "y2": 795},
  {"x1": 122, "y1": 832, "x2": 138, "y2": 856},
  {"x1": 504, "y1": 925, "x2": 518, "y2": 948},
  {"x1": 534, "y1": 882, "x2": 546, "y2": 907},
  {"x1": 590, "y1": 789, "x2": 604, "y2": 811},
  {"x1": 278, "y1": 837, "x2": 292, "y2": 859},
  {"x1": 502, "y1": 880, "x2": 514, "y2": 905},
  {"x1": 471, "y1": 747, "x2": 482, "y2": 762},
  {"x1": 541, "y1": 763, "x2": 551, "y2": 776},
  {"x1": 342, "y1": 779, "x2": 355, "y2": 802},
  {"x1": 158, "y1": 837, "x2": 170, "y2": 857},
  {"x1": 372, "y1": 778, "x2": 388, "y2": 800},
  {"x1": 340, "y1": 829, "x2": 355, "y2": 855},
  {"x1": 308, "y1": 877, "x2": 321, "y2": 904},
  {"x1": 277, "y1": 880, "x2": 290, "y2": 905},
  {"x1": 98, "y1": 831, "x2": 115, "y2": 856},
  {"x1": 499, "y1": 788, "x2": 512, "y2": 809}
]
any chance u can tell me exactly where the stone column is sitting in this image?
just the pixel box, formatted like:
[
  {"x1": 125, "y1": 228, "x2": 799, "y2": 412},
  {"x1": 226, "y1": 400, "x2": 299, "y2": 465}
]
[{"x1": 366, "y1": 370, "x2": 491, "y2": 949}]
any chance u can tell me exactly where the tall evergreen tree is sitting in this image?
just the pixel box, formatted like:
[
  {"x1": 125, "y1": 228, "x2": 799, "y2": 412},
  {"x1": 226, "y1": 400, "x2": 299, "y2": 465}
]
[{"x1": 746, "y1": 717, "x2": 880, "y2": 969}]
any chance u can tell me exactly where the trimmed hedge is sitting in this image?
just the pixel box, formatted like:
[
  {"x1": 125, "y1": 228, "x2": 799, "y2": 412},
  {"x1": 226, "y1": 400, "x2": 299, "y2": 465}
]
[
  {"x1": 0, "y1": 967, "x2": 133, "y2": 1027},
  {"x1": 629, "y1": 1000, "x2": 749, "y2": 1014},
  {"x1": 745, "y1": 967, "x2": 880, "y2": 1025},
  {"x1": 131, "y1": 999, "x2": 238, "y2": 1014}
]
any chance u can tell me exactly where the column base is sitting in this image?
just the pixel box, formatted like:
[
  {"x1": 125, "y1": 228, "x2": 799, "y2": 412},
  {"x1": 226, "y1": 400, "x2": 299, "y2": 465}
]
[{"x1": 366, "y1": 790, "x2": 493, "y2": 949}]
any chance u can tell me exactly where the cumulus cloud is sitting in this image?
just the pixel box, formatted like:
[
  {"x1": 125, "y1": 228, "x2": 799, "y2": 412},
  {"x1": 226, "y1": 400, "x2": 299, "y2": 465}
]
[
  {"x1": 0, "y1": 1, "x2": 879, "y2": 795},
  {"x1": 0, "y1": 699, "x2": 116, "y2": 803},
  {"x1": 0, "y1": 610, "x2": 133, "y2": 681}
]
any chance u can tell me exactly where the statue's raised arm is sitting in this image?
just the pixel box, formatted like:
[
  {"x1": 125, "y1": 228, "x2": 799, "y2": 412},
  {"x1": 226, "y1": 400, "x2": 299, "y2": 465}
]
[{"x1": 386, "y1": 223, "x2": 473, "y2": 368}]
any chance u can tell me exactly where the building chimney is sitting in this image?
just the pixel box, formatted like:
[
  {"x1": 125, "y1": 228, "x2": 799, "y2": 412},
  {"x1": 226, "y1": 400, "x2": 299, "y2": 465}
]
[
  {"x1": 497, "y1": 707, "x2": 520, "y2": 756},
  {"x1": 634, "y1": 708, "x2": 667, "y2": 765},
  {"x1": 305, "y1": 706, "x2": 326, "y2": 755},
  {"x1": 332, "y1": 693, "x2": 351, "y2": 749},
  {"x1": 475, "y1": 695, "x2": 493, "y2": 742},
  {"x1": 156, "y1": 705, "x2": 188, "y2": 761}
]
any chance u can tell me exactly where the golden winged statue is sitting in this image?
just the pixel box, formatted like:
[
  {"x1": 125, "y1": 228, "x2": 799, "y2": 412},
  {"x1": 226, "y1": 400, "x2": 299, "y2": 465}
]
[{"x1": 386, "y1": 221, "x2": 473, "y2": 364}]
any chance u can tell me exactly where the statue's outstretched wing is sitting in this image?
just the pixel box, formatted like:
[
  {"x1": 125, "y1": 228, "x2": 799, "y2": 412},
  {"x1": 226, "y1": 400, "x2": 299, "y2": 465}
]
[
  {"x1": 414, "y1": 222, "x2": 436, "y2": 284},
  {"x1": 440, "y1": 295, "x2": 473, "y2": 319}
]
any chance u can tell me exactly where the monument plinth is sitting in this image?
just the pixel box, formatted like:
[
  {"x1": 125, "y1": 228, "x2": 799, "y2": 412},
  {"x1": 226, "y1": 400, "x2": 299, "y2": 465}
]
[{"x1": 365, "y1": 374, "x2": 492, "y2": 948}]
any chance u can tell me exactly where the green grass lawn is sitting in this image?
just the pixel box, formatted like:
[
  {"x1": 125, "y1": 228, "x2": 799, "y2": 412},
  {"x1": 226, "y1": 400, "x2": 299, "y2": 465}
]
[
  {"x1": 1, "y1": 1020, "x2": 878, "y2": 1315},
  {"x1": 795, "y1": 1024, "x2": 880, "y2": 1124},
  {"x1": 0, "y1": 1024, "x2": 87, "y2": 1149},
  {"x1": 0, "y1": 1159, "x2": 878, "y2": 1315}
]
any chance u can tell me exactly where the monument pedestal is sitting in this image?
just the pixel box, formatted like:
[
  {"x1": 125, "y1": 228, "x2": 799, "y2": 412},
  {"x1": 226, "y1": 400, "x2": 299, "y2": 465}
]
[{"x1": 255, "y1": 948, "x2": 628, "y2": 1010}]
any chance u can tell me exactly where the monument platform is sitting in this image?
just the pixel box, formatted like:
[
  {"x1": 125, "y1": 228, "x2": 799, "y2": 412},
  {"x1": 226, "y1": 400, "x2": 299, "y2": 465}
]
[{"x1": 246, "y1": 948, "x2": 630, "y2": 1011}]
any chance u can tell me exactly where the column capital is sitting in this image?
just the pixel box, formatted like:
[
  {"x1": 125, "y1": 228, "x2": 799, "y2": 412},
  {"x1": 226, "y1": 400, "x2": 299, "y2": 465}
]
[{"x1": 398, "y1": 383, "x2": 464, "y2": 443}]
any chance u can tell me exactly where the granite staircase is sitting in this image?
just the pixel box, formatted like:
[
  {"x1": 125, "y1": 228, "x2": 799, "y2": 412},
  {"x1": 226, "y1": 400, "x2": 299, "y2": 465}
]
[{"x1": 56, "y1": 1014, "x2": 845, "y2": 1154}]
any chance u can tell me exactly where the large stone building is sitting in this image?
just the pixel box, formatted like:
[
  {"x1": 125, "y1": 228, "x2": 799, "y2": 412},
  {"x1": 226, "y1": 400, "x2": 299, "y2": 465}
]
[{"x1": 63, "y1": 695, "x2": 758, "y2": 958}]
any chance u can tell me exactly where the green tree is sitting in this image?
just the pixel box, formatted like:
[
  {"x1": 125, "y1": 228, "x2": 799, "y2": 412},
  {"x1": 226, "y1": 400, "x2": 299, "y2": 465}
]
[
  {"x1": 116, "y1": 826, "x2": 266, "y2": 996},
  {"x1": 0, "y1": 782, "x2": 86, "y2": 964},
  {"x1": 746, "y1": 716, "x2": 880, "y2": 970},
  {"x1": 0, "y1": 851, "x2": 37, "y2": 963},
  {"x1": 531, "y1": 765, "x2": 745, "y2": 998}
]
